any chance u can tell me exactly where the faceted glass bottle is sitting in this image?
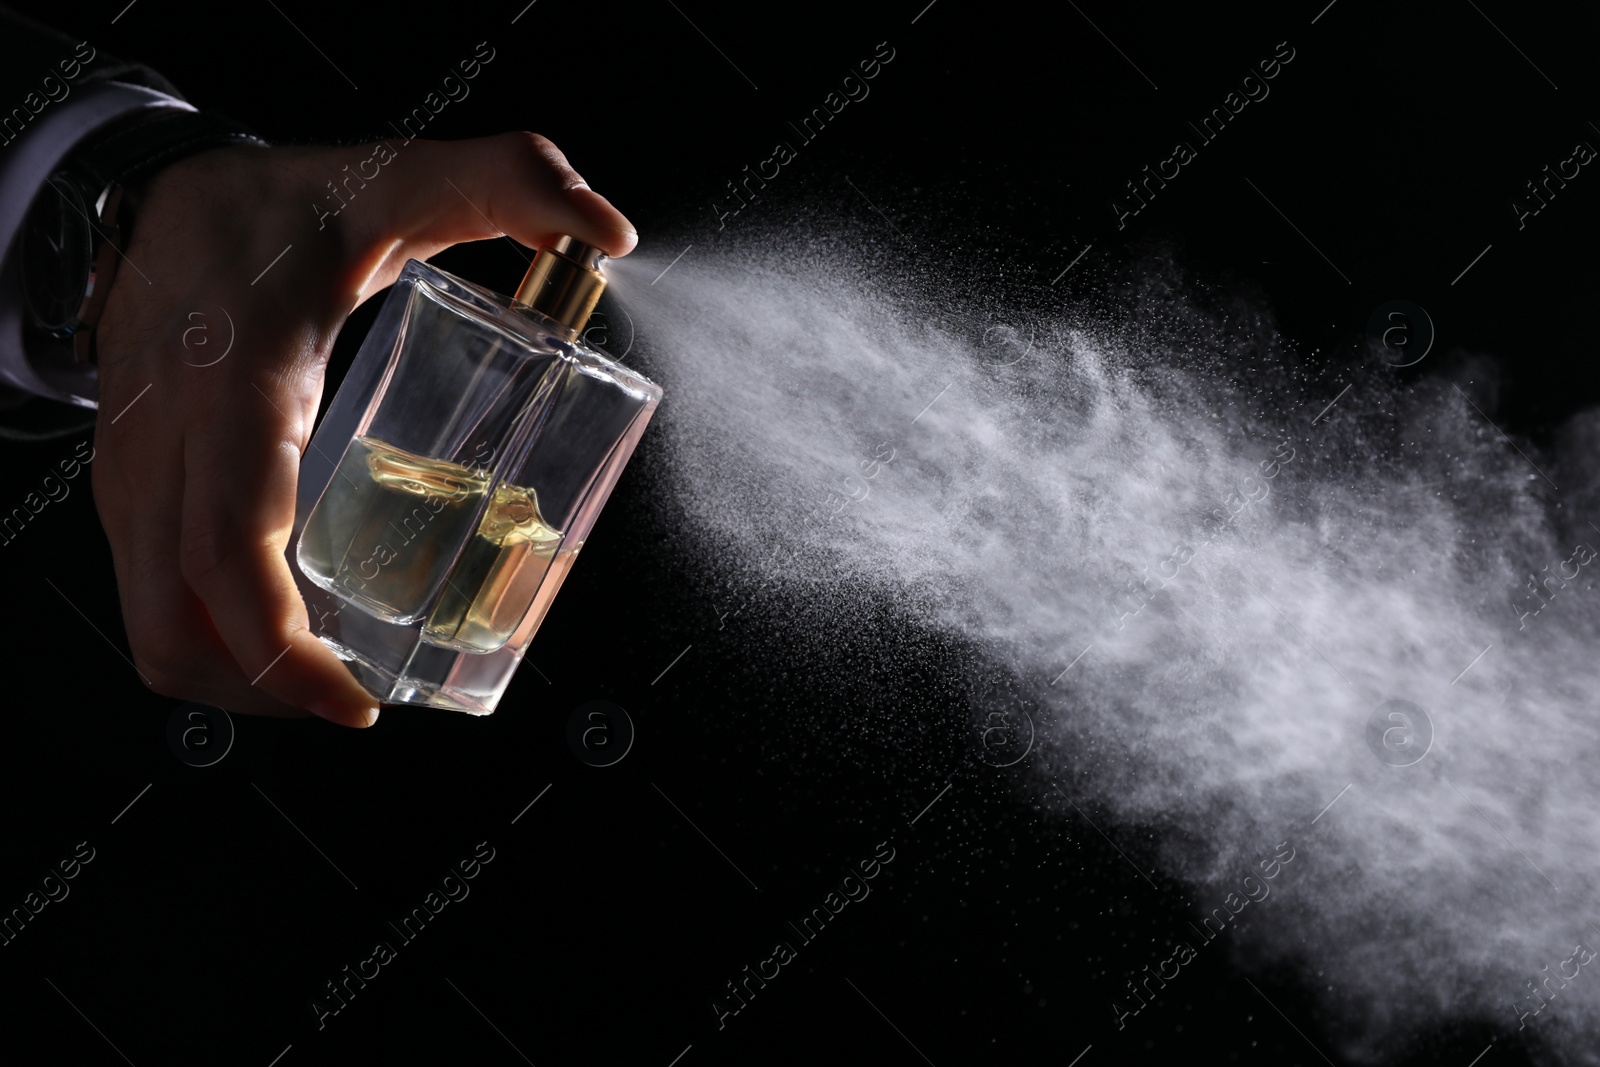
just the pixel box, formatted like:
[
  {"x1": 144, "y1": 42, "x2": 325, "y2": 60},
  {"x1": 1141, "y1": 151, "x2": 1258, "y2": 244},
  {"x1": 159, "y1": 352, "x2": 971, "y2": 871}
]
[{"x1": 289, "y1": 238, "x2": 660, "y2": 714}]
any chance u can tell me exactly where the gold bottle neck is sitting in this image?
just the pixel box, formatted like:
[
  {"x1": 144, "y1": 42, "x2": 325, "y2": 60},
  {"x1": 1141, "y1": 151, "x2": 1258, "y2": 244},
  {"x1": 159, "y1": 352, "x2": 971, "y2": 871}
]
[{"x1": 513, "y1": 236, "x2": 607, "y2": 339}]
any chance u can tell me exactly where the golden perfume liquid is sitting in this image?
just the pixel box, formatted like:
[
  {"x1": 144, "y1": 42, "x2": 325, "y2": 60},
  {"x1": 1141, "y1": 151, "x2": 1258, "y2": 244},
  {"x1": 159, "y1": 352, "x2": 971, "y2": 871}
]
[
  {"x1": 299, "y1": 435, "x2": 487, "y2": 623},
  {"x1": 299, "y1": 435, "x2": 570, "y2": 654},
  {"x1": 423, "y1": 480, "x2": 572, "y2": 653}
]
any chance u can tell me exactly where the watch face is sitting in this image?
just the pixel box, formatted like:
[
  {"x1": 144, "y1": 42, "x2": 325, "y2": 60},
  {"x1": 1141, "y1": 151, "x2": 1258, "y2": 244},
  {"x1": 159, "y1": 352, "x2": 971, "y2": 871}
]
[{"x1": 21, "y1": 174, "x2": 95, "y2": 335}]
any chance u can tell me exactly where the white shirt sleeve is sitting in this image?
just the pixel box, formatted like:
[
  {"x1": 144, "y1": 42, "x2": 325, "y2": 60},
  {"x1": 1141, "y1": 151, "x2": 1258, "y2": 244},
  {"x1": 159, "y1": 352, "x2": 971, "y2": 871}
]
[{"x1": 0, "y1": 80, "x2": 195, "y2": 411}]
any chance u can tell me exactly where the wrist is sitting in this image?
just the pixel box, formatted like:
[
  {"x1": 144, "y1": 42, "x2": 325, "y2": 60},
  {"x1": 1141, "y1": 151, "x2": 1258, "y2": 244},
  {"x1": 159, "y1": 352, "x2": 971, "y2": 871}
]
[{"x1": 19, "y1": 109, "x2": 269, "y2": 369}]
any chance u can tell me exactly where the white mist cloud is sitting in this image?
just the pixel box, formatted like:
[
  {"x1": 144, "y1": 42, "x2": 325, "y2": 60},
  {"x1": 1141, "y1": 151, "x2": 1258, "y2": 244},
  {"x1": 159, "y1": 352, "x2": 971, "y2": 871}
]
[{"x1": 607, "y1": 237, "x2": 1600, "y2": 1065}]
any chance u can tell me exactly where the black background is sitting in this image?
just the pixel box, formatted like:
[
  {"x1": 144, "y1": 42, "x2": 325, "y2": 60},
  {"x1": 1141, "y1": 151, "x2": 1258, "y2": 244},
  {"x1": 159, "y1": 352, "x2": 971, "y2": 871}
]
[{"x1": 1, "y1": 1, "x2": 1597, "y2": 1064}]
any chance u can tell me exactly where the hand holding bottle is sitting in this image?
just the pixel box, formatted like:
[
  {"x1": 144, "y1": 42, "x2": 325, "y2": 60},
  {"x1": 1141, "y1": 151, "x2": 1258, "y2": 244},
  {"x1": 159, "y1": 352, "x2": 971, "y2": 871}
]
[{"x1": 89, "y1": 132, "x2": 637, "y2": 727}]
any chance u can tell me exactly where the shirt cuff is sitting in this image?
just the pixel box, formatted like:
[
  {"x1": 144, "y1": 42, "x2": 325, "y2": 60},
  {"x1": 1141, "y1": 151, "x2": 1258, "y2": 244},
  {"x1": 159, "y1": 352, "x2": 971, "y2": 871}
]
[{"x1": 0, "y1": 80, "x2": 194, "y2": 411}]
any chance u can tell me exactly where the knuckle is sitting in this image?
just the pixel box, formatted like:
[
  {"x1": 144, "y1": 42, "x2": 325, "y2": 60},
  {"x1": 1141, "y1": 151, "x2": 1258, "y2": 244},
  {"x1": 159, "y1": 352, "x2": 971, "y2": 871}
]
[
  {"x1": 511, "y1": 131, "x2": 570, "y2": 175},
  {"x1": 513, "y1": 130, "x2": 554, "y2": 154}
]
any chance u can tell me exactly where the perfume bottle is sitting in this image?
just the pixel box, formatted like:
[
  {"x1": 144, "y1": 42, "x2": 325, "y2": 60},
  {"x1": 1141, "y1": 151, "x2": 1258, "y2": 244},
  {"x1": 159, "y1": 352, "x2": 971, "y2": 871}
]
[{"x1": 288, "y1": 236, "x2": 661, "y2": 714}]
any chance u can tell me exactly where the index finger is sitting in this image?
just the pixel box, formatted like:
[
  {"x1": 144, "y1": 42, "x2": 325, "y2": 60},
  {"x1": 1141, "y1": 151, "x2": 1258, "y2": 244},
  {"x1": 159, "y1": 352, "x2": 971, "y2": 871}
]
[{"x1": 335, "y1": 132, "x2": 638, "y2": 307}]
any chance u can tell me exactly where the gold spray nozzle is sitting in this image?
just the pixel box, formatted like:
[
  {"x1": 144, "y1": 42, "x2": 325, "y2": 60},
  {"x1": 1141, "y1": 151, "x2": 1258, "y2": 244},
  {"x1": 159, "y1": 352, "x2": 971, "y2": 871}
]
[{"x1": 513, "y1": 235, "x2": 608, "y2": 338}]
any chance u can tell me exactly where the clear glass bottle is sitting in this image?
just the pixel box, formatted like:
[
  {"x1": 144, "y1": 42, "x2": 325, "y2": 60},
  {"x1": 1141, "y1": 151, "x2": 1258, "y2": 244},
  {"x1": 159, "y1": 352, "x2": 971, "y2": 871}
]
[{"x1": 288, "y1": 236, "x2": 660, "y2": 714}]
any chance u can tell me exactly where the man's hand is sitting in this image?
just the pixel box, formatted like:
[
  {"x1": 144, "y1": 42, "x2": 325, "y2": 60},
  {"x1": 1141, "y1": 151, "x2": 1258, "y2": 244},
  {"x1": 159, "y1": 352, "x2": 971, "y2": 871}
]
[{"x1": 91, "y1": 132, "x2": 635, "y2": 728}]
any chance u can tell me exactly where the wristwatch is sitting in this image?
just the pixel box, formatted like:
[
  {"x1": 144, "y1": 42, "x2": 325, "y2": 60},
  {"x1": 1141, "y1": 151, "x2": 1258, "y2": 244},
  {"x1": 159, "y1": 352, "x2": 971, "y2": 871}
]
[{"x1": 19, "y1": 108, "x2": 268, "y2": 368}]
